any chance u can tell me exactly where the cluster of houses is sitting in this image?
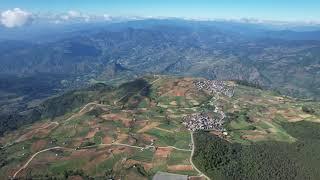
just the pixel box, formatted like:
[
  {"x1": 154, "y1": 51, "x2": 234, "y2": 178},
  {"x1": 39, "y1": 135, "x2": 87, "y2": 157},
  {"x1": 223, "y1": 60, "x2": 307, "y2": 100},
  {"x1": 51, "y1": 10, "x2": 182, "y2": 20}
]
[
  {"x1": 181, "y1": 79, "x2": 234, "y2": 132},
  {"x1": 182, "y1": 112, "x2": 225, "y2": 132},
  {"x1": 194, "y1": 80, "x2": 234, "y2": 97}
]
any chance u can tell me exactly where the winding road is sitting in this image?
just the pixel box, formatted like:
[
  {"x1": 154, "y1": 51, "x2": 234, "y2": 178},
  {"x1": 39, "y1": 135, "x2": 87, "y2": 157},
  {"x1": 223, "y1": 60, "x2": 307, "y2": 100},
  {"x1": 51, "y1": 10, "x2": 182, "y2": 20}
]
[
  {"x1": 11, "y1": 142, "x2": 192, "y2": 178},
  {"x1": 12, "y1": 146, "x2": 69, "y2": 178}
]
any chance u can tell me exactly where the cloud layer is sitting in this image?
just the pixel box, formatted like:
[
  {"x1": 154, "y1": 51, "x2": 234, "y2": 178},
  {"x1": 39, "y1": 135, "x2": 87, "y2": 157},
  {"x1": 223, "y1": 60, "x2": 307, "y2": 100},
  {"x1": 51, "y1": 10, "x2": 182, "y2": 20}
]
[
  {"x1": 0, "y1": 8, "x2": 150, "y2": 27},
  {"x1": 1, "y1": 8, "x2": 33, "y2": 28}
]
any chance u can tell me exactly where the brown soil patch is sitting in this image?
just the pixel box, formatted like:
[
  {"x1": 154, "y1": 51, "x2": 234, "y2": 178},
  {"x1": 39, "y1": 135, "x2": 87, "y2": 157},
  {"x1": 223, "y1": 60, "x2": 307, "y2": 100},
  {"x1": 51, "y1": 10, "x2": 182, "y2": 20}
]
[
  {"x1": 124, "y1": 171, "x2": 148, "y2": 180},
  {"x1": 103, "y1": 136, "x2": 113, "y2": 144},
  {"x1": 70, "y1": 149, "x2": 96, "y2": 157},
  {"x1": 85, "y1": 129, "x2": 98, "y2": 139},
  {"x1": 125, "y1": 159, "x2": 153, "y2": 170},
  {"x1": 167, "y1": 165, "x2": 193, "y2": 171},
  {"x1": 158, "y1": 78, "x2": 195, "y2": 97},
  {"x1": 242, "y1": 134, "x2": 267, "y2": 141},
  {"x1": 115, "y1": 133, "x2": 128, "y2": 143},
  {"x1": 174, "y1": 89, "x2": 186, "y2": 97},
  {"x1": 101, "y1": 113, "x2": 132, "y2": 127},
  {"x1": 31, "y1": 139, "x2": 47, "y2": 152},
  {"x1": 83, "y1": 152, "x2": 110, "y2": 171},
  {"x1": 123, "y1": 120, "x2": 132, "y2": 128},
  {"x1": 113, "y1": 146, "x2": 131, "y2": 154},
  {"x1": 141, "y1": 134, "x2": 156, "y2": 142},
  {"x1": 155, "y1": 147, "x2": 172, "y2": 158},
  {"x1": 241, "y1": 130, "x2": 268, "y2": 141},
  {"x1": 137, "y1": 122, "x2": 160, "y2": 133},
  {"x1": 68, "y1": 175, "x2": 84, "y2": 180},
  {"x1": 277, "y1": 109, "x2": 302, "y2": 122}
]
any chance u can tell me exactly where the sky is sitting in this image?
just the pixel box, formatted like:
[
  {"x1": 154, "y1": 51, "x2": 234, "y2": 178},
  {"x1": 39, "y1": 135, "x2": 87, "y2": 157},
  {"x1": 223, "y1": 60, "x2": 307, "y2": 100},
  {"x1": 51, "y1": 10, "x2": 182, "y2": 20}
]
[{"x1": 0, "y1": 0, "x2": 320, "y2": 28}]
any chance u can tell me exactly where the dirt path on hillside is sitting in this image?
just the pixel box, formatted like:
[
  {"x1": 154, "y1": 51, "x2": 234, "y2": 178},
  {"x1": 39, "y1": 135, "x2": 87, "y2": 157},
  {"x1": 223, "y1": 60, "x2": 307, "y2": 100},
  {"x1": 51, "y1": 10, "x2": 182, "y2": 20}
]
[
  {"x1": 12, "y1": 146, "x2": 70, "y2": 178},
  {"x1": 11, "y1": 131, "x2": 193, "y2": 179}
]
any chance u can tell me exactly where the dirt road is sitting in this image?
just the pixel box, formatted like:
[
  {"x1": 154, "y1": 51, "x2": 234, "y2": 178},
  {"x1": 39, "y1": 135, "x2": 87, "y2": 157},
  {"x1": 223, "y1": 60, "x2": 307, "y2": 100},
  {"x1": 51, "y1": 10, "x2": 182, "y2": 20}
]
[{"x1": 12, "y1": 146, "x2": 69, "y2": 178}]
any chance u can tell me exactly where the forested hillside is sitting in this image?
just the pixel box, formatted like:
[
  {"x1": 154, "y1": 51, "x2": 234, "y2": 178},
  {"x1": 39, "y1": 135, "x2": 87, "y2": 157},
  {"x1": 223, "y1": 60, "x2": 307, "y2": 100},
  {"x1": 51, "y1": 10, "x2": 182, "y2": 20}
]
[{"x1": 193, "y1": 121, "x2": 320, "y2": 180}]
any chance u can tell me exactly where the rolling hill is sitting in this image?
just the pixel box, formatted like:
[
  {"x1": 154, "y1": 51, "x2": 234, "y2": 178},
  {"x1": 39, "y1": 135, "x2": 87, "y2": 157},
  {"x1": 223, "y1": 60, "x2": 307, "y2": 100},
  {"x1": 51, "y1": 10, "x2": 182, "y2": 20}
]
[{"x1": 0, "y1": 75, "x2": 319, "y2": 179}]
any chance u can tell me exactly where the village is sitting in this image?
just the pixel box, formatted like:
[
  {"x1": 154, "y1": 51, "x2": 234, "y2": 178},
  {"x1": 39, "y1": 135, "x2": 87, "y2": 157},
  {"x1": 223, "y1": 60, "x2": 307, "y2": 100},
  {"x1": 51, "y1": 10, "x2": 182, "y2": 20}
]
[
  {"x1": 182, "y1": 79, "x2": 233, "y2": 133},
  {"x1": 194, "y1": 79, "x2": 234, "y2": 97},
  {"x1": 182, "y1": 112, "x2": 225, "y2": 132}
]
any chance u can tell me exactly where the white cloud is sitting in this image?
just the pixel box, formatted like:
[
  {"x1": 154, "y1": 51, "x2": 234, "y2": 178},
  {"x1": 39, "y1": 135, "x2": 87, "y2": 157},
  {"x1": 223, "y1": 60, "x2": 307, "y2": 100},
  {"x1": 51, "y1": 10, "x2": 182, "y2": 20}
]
[
  {"x1": 1, "y1": 8, "x2": 33, "y2": 28},
  {"x1": 59, "y1": 10, "x2": 90, "y2": 22},
  {"x1": 35, "y1": 10, "x2": 114, "y2": 24},
  {"x1": 60, "y1": 15, "x2": 70, "y2": 21},
  {"x1": 103, "y1": 14, "x2": 112, "y2": 21},
  {"x1": 67, "y1": 10, "x2": 81, "y2": 18}
]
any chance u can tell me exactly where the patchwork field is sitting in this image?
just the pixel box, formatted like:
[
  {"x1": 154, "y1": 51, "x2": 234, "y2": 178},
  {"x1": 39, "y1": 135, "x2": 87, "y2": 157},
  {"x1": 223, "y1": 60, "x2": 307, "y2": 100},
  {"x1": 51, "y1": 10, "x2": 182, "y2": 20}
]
[
  {"x1": 0, "y1": 76, "x2": 207, "y2": 179},
  {"x1": 1, "y1": 75, "x2": 319, "y2": 179},
  {"x1": 223, "y1": 85, "x2": 320, "y2": 144}
]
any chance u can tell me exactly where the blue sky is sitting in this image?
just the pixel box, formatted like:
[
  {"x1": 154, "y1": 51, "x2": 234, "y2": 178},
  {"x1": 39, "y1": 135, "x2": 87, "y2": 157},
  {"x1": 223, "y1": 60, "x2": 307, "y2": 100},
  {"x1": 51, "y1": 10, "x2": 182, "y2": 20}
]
[{"x1": 0, "y1": 0, "x2": 319, "y2": 21}]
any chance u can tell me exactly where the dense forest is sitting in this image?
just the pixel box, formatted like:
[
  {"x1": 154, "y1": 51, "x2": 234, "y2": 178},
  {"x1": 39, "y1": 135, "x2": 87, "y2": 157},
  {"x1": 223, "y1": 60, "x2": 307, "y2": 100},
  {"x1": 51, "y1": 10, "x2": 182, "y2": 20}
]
[{"x1": 193, "y1": 121, "x2": 320, "y2": 180}]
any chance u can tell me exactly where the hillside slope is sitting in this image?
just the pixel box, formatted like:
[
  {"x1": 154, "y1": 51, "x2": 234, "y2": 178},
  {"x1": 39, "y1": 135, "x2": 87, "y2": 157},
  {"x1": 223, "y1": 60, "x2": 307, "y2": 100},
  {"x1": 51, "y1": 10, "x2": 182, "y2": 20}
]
[{"x1": 0, "y1": 75, "x2": 319, "y2": 179}]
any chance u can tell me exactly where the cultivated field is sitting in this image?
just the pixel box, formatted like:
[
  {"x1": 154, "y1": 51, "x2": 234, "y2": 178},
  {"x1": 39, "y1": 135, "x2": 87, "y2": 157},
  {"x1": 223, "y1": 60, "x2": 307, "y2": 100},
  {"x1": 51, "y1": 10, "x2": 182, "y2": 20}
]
[{"x1": 1, "y1": 75, "x2": 319, "y2": 179}]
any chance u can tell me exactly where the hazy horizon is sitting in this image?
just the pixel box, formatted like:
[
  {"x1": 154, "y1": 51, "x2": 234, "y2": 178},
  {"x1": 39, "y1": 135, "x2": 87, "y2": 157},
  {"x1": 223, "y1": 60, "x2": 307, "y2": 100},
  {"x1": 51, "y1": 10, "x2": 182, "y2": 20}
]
[{"x1": 1, "y1": 0, "x2": 320, "y2": 28}]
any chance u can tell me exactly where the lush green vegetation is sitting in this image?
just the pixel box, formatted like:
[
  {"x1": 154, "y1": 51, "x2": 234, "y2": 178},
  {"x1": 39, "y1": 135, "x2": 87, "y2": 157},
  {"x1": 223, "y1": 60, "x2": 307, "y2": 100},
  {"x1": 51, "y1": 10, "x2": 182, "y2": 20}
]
[
  {"x1": 49, "y1": 159, "x2": 88, "y2": 174},
  {"x1": 130, "y1": 149, "x2": 154, "y2": 163},
  {"x1": 193, "y1": 121, "x2": 320, "y2": 180},
  {"x1": 301, "y1": 105, "x2": 316, "y2": 115},
  {"x1": 0, "y1": 73, "x2": 77, "y2": 135},
  {"x1": 167, "y1": 150, "x2": 191, "y2": 165},
  {"x1": 234, "y1": 79, "x2": 263, "y2": 90}
]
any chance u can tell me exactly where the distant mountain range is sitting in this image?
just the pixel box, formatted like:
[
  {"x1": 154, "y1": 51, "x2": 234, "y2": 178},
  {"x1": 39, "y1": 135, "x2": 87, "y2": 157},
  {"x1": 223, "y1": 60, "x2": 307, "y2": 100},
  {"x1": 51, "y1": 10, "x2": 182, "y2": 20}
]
[{"x1": 1, "y1": 19, "x2": 319, "y2": 100}]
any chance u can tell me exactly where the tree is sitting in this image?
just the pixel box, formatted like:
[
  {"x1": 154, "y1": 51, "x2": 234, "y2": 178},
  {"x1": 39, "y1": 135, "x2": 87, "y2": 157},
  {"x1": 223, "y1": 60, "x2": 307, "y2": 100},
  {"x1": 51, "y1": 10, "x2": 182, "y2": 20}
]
[
  {"x1": 302, "y1": 106, "x2": 315, "y2": 114},
  {"x1": 165, "y1": 114, "x2": 170, "y2": 125}
]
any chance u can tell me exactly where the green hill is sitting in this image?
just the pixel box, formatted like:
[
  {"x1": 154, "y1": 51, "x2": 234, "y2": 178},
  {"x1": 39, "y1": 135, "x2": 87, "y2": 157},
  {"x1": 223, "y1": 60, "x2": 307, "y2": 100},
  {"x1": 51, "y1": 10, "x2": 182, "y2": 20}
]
[{"x1": 0, "y1": 75, "x2": 319, "y2": 179}]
